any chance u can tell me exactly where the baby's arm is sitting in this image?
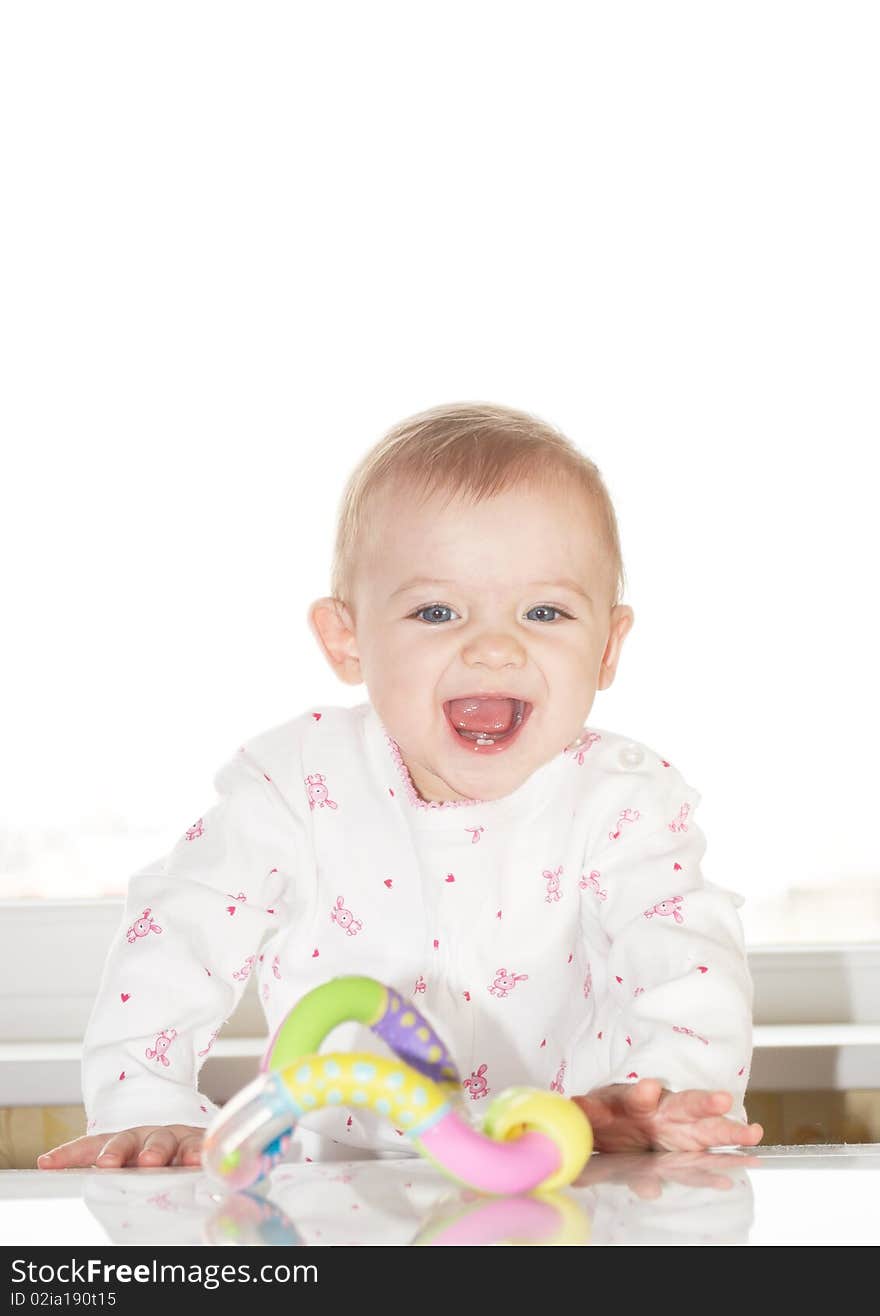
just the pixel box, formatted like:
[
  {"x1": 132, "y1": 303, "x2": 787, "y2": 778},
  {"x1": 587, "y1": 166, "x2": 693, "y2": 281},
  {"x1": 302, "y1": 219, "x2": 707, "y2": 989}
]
[
  {"x1": 38, "y1": 746, "x2": 301, "y2": 1168},
  {"x1": 580, "y1": 769, "x2": 761, "y2": 1151}
]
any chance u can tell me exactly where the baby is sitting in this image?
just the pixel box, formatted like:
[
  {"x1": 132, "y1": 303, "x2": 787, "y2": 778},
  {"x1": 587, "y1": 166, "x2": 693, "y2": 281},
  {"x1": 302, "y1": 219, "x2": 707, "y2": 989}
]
[{"x1": 39, "y1": 401, "x2": 762, "y2": 1171}]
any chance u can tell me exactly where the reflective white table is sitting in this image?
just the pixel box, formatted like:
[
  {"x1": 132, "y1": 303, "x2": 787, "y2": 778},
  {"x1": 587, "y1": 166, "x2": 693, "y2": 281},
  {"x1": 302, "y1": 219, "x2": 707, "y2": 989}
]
[{"x1": 2, "y1": 1145, "x2": 878, "y2": 1247}]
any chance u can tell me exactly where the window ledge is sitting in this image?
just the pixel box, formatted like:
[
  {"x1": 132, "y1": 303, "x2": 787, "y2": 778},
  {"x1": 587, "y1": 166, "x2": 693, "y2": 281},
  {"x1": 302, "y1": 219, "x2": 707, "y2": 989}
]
[
  {"x1": 4, "y1": 1026, "x2": 880, "y2": 1106},
  {"x1": 0, "y1": 1038, "x2": 265, "y2": 1108}
]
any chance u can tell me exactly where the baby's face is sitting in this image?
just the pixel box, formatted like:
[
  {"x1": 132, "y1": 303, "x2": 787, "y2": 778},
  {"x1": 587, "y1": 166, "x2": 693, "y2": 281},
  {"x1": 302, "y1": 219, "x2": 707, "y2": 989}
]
[{"x1": 312, "y1": 481, "x2": 633, "y2": 803}]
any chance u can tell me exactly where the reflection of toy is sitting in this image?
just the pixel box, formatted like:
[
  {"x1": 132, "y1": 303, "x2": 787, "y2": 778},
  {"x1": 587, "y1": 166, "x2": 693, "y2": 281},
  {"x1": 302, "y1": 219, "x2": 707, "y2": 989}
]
[
  {"x1": 202, "y1": 976, "x2": 592, "y2": 1196},
  {"x1": 412, "y1": 1189, "x2": 591, "y2": 1247},
  {"x1": 204, "y1": 1191, "x2": 301, "y2": 1247}
]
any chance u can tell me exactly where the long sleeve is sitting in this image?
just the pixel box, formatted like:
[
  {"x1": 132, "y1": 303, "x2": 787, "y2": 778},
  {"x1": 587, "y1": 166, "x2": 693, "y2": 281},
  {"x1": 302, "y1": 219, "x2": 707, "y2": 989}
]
[
  {"x1": 588, "y1": 768, "x2": 753, "y2": 1121},
  {"x1": 81, "y1": 746, "x2": 303, "y2": 1132}
]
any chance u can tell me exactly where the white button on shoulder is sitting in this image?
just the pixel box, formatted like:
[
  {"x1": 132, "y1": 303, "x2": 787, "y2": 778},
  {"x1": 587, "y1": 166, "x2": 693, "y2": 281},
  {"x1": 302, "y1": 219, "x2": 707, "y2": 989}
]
[{"x1": 618, "y1": 743, "x2": 644, "y2": 770}]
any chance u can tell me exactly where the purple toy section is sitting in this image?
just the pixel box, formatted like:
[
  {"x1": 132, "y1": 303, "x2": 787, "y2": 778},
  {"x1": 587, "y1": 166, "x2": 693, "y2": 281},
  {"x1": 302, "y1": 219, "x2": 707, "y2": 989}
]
[{"x1": 373, "y1": 988, "x2": 458, "y2": 1085}]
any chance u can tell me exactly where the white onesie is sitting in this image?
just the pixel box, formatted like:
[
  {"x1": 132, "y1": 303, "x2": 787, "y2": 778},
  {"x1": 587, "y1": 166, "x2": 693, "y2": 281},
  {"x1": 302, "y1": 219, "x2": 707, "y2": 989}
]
[{"x1": 81, "y1": 701, "x2": 754, "y2": 1150}]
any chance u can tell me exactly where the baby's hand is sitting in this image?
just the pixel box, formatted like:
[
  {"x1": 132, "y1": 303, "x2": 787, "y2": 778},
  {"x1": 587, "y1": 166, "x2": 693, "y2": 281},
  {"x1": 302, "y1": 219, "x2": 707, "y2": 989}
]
[
  {"x1": 574, "y1": 1078, "x2": 764, "y2": 1152},
  {"x1": 37, "y1": 1125, "x2": 206, "y2": 1169}
]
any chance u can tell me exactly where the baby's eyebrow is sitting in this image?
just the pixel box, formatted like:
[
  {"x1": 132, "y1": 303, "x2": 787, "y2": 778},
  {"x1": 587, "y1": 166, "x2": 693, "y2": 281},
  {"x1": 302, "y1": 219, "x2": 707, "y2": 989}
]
[{"x1": 390, "y1": 577, "x2": 593, "y2": 605}]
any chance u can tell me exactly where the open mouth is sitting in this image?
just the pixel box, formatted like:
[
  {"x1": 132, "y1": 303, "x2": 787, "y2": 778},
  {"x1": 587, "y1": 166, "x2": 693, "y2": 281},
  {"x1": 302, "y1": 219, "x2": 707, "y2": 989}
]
[{"x1": 442, "y1": 698, "x2": 532, "y2": 750}]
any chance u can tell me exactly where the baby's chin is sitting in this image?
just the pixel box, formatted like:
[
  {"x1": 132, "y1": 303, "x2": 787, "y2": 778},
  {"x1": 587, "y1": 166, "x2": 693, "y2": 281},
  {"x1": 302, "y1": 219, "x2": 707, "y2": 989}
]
[
  {"x1": 405, "y1": 754, "x2": 525, "y2": 805},
  {"x1": 410, "y1": 747, "x2": 547, "y2": 805}
]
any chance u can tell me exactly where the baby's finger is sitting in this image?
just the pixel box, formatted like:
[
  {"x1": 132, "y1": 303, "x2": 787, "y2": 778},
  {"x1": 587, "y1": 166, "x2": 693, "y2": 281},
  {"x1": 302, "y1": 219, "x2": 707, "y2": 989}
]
[
  {"x1": 136, "y1": 1128, "x2": 178, "y2": 1166},
  {"x1": 663, "y1": 1088, "x2": 733, "y2": 1122},
  {"x1": 621, "y1": 1078, "x2": 664, "y2": 1112},
  {"x1": 714, "y1": 1119, "x2": 764, "y2": 1147},
  {"x1": 95, "y1": 1131, "x2": 142, "y2": 1167},
  {"x1": 37, "y1": 1137, "x2": 112, "y2": 1170},
  {"x1": 173, "y1": 1133, "x2": 206, "y2": 1167},
  {"x1": 688, "y1": 1118, "x2": 764, "y2": 1149}
]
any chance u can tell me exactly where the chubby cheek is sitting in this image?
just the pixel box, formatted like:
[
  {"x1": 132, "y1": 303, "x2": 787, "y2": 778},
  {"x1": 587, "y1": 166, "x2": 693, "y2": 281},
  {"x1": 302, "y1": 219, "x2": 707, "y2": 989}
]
[
  {"x1": 363, "y1": 656, "x2": 438, "y2": 740},
  {"x1": 371, "y1": 635, "x2": 442, "y2": 693}
]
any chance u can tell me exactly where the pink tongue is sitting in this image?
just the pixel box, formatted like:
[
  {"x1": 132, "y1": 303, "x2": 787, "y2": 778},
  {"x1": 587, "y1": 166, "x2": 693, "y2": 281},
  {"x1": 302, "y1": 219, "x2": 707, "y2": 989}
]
[{"x1": 447, "y1": 697, "x2": 517, "y2": 734}]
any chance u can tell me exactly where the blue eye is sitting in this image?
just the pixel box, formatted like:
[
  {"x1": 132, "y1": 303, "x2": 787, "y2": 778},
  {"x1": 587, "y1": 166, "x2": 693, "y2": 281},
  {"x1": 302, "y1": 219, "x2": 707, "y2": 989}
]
[
  {"x1": 527, "y1": 605, "x2": 572, "y2": 623},
  {"x1": 413, "y1": 605, "x2": 457, "y2": 624},
  {"x1": 409, "y1": 604, "x2": 573, "y2": 624}
]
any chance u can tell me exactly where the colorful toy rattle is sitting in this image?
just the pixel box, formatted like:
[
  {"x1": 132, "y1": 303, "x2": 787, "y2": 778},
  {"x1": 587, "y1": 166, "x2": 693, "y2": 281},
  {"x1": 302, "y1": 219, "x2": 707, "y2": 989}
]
[{"x1": 201, "y1": 975, "x2": 593, "y2": 1196}]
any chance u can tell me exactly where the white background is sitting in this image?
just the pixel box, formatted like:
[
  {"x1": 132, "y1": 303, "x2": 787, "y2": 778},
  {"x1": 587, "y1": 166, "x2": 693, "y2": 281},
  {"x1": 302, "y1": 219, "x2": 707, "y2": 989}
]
[{"x1": 1, "y1": 2, "x2": 878, "y2": 942}]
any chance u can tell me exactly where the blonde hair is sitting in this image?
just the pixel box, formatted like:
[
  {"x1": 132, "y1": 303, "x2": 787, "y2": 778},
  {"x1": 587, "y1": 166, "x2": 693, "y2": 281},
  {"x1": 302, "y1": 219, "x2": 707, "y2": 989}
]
[{"x1": 330, "y1": 401, "x2": 627, "y2": 618}]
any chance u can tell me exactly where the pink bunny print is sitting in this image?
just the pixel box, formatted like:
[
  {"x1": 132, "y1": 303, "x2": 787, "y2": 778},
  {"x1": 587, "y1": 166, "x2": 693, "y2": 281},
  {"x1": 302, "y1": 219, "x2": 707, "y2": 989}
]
[
  {"x1": 232, "y1": 954, "x2": 257, "y2": 981},
  {"x1": 565, "y1": 730, "x2": 602, "y2": 765},
  {"x1": 126, "y1": 908, "x2": 162, "y2": 944},
  {"x1": 146, "y1": 1027, "x2": 177, "y2": 1066},
  {"x1": 305, "y1": 773, "x2": 338, "y2": 810},
  {"x1": 331, "y1": 896, "x2": 363, "y2": 936},
  {"x1": 579, "y1": 870, "x2": 607, "y2": 900},
  {"x1": 543, "y1": 865, "x2": 563, "y2": 902},
  {"x1": 673, "y1": 1025, "x2": 709, "y2": 1045},
  {"x1": 413, "y1": 974, "x2": 426, "y2": 994},
  {"x1": 550, "y1": 1061, "x2": 567, "y2": 1094},
  {"x1": 644, "y1": 896, "x2": 684, "y2": 924},
  {"x1": 583, "y1": 967, "x2": 593, "y2": 999},
  {"x1": 668, "y1": 801, "x2": 692, "y2": 833},
  {"x1": 463, "y1": 1064, "x2": 490, "y2": 1099},
  {"x1": 489, "y1": 968, "x2": 529, "y2": 999},
  {"x1": 271, "y1": 954, "x2": 281, "y2": 979},
  {"x1": 609, "y1": 808, "x2": 641, "y2": 840},
  {"x1": 184, "y1": 818, "x2": 204, "y2": 841}
]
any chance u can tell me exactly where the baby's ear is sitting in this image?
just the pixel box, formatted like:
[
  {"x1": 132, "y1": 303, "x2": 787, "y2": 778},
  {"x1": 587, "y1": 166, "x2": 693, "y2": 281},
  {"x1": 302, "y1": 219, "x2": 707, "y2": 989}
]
[
  {"x1": 306, "y1": 597, "x2": 362, "y2": 686},
  {"x1": 598, "y1": 604, "x2": 635, "y2": 692}
]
